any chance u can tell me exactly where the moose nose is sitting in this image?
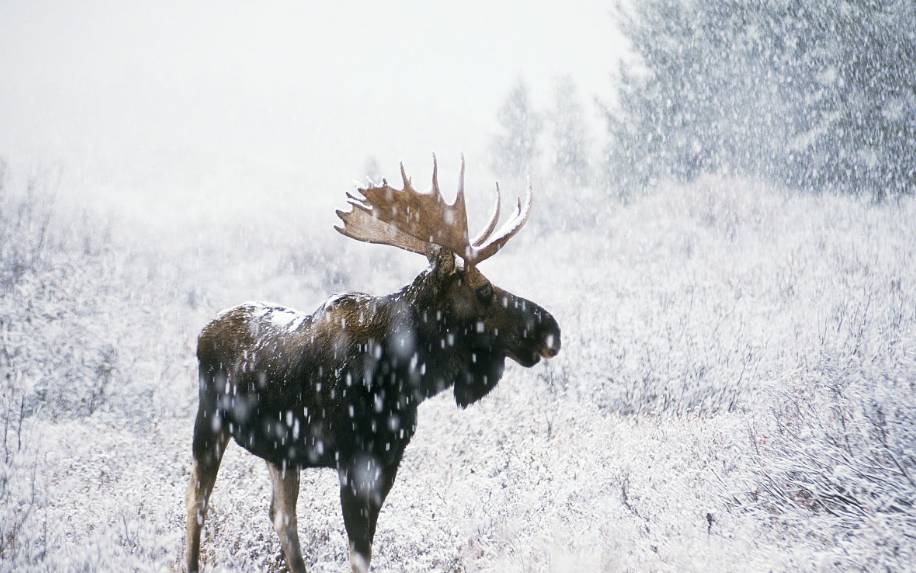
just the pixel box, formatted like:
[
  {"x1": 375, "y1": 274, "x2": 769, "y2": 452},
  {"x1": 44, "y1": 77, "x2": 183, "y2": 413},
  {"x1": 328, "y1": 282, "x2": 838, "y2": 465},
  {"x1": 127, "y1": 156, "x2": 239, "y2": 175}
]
[
  {"x1": 538, "y1": 314, "x2": 561, "y2": 359},
  {"x1": 540, "y1": 333, "x2": 561, "y2": 358}
]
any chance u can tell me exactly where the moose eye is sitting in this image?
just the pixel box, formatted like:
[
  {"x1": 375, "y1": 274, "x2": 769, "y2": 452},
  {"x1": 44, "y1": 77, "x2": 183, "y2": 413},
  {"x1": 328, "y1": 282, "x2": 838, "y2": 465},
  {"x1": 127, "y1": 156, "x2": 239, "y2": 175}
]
[{"x1": 476, "y1": 283, "x2": 493, "y2": 303}]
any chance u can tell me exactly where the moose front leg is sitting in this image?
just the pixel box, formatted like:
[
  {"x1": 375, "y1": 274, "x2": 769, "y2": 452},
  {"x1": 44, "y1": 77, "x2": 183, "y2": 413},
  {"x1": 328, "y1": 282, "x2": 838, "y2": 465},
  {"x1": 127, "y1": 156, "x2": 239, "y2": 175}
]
[
  {"x1": 267, "y1": 461, "x2": 307, "y2": 573},
  {"x1": 339, "y1": 460, "x2": 399, "y2": 573}
]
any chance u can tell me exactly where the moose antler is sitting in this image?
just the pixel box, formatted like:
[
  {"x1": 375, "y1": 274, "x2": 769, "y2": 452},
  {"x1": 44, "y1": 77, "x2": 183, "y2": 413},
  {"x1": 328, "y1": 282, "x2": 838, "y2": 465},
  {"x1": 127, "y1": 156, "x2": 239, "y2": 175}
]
[{"x1": 335, "y1": 155, "x2": 531, "y2": 266}]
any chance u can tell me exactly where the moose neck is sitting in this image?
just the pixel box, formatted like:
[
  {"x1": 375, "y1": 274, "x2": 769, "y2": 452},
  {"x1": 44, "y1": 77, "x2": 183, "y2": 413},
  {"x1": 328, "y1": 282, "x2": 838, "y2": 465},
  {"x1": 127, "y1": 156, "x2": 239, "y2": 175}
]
[
  {"x1": 371, "y1": 269, "x2": 465, "y2": 404},
  {"x1": 369, "y1": 267, "x2": 504, "y2": 408}
]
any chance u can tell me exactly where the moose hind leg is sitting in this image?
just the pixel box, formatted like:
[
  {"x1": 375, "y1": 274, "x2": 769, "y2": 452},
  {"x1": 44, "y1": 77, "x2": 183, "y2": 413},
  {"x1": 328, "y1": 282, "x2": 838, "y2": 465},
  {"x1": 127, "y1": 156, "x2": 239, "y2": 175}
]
[
  {"x1": 184, "y1": 407, "x2": 229, "y2": 572},
  {"x1": 267, "y1": 461, "x2": 307, "y2": 573}
]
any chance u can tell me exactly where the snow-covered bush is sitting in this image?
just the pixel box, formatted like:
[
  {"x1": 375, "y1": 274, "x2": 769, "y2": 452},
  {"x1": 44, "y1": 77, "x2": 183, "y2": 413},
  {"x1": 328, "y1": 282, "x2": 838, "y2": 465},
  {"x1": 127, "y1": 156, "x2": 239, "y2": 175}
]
[
  {"x1": 0, "y1": 164, "x2": 122, "y2": 419},
  {"x1": 743, "y1": 289, "x2": 915, "y2": 570},
  {"x1": 1, "y1": 170, "x2": 913, "y2": 571}
]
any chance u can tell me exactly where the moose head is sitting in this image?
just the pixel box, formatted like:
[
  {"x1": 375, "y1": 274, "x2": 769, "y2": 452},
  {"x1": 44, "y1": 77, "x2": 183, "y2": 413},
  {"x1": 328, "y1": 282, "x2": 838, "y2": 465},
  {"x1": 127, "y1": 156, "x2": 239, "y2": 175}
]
[{"x1": 335, "y1": 156, "x2": 561, "y2": 406}]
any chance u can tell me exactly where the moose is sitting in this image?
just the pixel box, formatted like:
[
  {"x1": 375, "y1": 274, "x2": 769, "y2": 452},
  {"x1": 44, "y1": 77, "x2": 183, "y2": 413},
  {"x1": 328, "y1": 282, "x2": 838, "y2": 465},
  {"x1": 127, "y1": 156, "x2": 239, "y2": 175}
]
[{"x1": 184, "y1": 157, "x2": 561, "y2": 572}]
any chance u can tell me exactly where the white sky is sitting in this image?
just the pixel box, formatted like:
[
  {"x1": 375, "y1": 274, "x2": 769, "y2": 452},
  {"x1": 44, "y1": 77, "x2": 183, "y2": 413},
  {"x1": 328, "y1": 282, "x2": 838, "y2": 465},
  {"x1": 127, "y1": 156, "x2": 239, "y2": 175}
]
[{"x1": 0, "y1": 0, "x2": 625, "y2": 224}]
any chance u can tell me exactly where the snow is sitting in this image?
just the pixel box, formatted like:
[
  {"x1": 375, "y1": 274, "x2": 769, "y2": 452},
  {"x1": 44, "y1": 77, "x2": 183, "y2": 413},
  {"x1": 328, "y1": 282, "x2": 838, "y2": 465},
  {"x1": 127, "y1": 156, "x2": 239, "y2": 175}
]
[
  {"x1": 268, "y1": 308, "x2": 308, "y2": 332},
  {"x1": 216, "y1": 302, "x2": 309, "y2": 335},
  {"x1": 2, "y1": 175, "x2": 913, "y2": 572},
  {"x1": 2, "y1": 3, "x2": 912, "y2": 570}
]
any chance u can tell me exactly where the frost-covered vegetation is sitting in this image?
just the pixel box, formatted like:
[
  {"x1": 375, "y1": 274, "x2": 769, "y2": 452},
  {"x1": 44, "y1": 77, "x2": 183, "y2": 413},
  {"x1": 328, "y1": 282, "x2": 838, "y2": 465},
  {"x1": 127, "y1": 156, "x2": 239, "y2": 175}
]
[
  {"x1": 487, "y1": 2, "x2": 914, "y2": 200},
  {"x1": 603, "y1": 0, "x2": 915, "y2": 197},
  {"x1": 1, "y1": 155, "x2": 913, "y2": 570},
  {"x1": 2, "y1": 1, "x2": 914, "y2": 571}
]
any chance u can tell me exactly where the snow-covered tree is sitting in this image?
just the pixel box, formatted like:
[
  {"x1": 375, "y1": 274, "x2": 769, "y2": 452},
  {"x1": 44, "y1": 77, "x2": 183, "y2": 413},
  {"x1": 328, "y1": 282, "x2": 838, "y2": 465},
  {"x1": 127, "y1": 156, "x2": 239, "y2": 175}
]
[
  {"x1": 489, "y1": 79, "x2": 543, "y2": 180},
  {"x1": 778, "y1": 1, "x2": 916, "y2": 198},
  {"x1": 547, "y1": 75, "x2": 591, "y2": 187},
  {"x1": 604, "y1": 0, "x2": 916, "y2": 197}
]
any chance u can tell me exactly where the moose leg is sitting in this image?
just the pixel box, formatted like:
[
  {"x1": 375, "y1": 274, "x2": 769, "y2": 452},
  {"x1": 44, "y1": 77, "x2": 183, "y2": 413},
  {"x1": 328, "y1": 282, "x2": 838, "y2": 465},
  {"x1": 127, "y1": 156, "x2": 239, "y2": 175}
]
[
  {"x1": 184, "y1": 408, "x2": 229, "y2": 573},
  {"x1": 339, "y1": 462, "x2": 399, "y2": 573},
  {"x1": 267, "y1": 461, "x2": 307, "y2": 573}
]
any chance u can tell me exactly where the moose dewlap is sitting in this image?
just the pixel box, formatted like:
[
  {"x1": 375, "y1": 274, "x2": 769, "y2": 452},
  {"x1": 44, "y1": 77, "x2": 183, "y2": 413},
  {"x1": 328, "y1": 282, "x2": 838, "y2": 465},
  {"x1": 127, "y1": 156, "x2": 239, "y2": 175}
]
[{"x1": 184, "y1": 157, "x2": 561, "y2": 573}]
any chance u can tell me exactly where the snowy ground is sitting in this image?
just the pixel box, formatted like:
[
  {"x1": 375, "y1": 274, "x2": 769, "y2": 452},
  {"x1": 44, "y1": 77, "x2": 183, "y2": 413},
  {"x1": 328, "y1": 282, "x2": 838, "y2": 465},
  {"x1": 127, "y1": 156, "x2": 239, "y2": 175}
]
[{"x1": 2, "y1": 176, "x2": 914, "y2": 571}]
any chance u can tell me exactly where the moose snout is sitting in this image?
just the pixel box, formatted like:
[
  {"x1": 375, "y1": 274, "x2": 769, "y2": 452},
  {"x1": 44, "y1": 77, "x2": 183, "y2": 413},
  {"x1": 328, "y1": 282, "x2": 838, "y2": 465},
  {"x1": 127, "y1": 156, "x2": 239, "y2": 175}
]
[
  {"x1": 503, "y1": 297, "x2": 561, "y2": 366},
  {"x1": 536, "y1": 312, "x2": 561, "y2": 359}
]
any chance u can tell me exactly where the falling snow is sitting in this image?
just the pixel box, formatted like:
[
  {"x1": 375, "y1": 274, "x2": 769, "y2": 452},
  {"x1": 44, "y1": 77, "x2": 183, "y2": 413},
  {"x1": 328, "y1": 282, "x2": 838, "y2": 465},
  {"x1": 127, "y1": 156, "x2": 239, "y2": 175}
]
[{"x1": 1, "y1": 2, "x2": 914, "y2": 572}]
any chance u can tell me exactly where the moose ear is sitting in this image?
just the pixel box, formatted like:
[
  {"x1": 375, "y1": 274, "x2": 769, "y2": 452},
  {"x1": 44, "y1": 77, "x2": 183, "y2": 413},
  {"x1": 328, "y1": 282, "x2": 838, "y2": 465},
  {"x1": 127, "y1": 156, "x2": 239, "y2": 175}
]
[{"x1": 427, "y1": 246, "x2": 455, "y2": 278}]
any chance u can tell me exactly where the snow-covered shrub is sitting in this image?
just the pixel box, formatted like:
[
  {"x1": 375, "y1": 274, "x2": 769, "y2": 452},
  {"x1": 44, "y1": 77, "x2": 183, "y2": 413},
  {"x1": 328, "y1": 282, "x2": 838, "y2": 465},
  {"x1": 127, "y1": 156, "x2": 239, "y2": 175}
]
[
  {"x1": 0, "y1": 163, "x2": 117, "y2": 568},
  {"x1": 744, "y1": 292, "x2": 916, "y2": 570},
  {"x1": 2, "y1": 170, "x2": 913, "y2": 571},
  {"x1": 0, "y1": 421, "x2": 49, "y2": 567},
  {"x1": 0, "y1": 164, "x2": 123, "y2": 419}
]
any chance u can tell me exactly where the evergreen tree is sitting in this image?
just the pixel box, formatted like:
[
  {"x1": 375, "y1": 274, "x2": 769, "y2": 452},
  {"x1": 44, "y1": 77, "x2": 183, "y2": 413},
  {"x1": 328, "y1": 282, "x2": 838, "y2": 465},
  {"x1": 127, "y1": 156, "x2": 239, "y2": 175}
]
[
  {"x1": 490, "y1": 79, "x2": 543, "y2": 180},
  {"x1": 604, "y1": 0, "x2": 915, "y2": 197},
  {"x1": 547, "y1": 75, "x2": 591, "y2": 186}
]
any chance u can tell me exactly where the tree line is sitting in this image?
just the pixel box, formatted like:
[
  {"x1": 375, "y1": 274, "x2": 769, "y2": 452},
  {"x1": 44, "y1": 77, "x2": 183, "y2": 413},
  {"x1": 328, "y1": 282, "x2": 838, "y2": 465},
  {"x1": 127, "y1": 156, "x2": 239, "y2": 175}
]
[{"x1": 487, "y1": 0, "x2": 914, "y2": 199}]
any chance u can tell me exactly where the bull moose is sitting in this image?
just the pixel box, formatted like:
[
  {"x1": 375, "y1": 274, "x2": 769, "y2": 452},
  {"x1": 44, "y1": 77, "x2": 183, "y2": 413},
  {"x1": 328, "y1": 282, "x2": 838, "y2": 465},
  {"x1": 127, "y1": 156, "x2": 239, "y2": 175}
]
[{"x1": 184, "y1": 157, "x2": 561, "y2": 572}]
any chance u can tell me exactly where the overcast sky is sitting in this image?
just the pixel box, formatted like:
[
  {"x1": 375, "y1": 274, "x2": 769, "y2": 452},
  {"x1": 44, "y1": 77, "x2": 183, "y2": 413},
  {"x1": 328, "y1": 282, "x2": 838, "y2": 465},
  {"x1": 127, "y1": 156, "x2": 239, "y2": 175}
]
[{"x1": 0, "y1": 1, "x2": 625, "y2": 223}]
